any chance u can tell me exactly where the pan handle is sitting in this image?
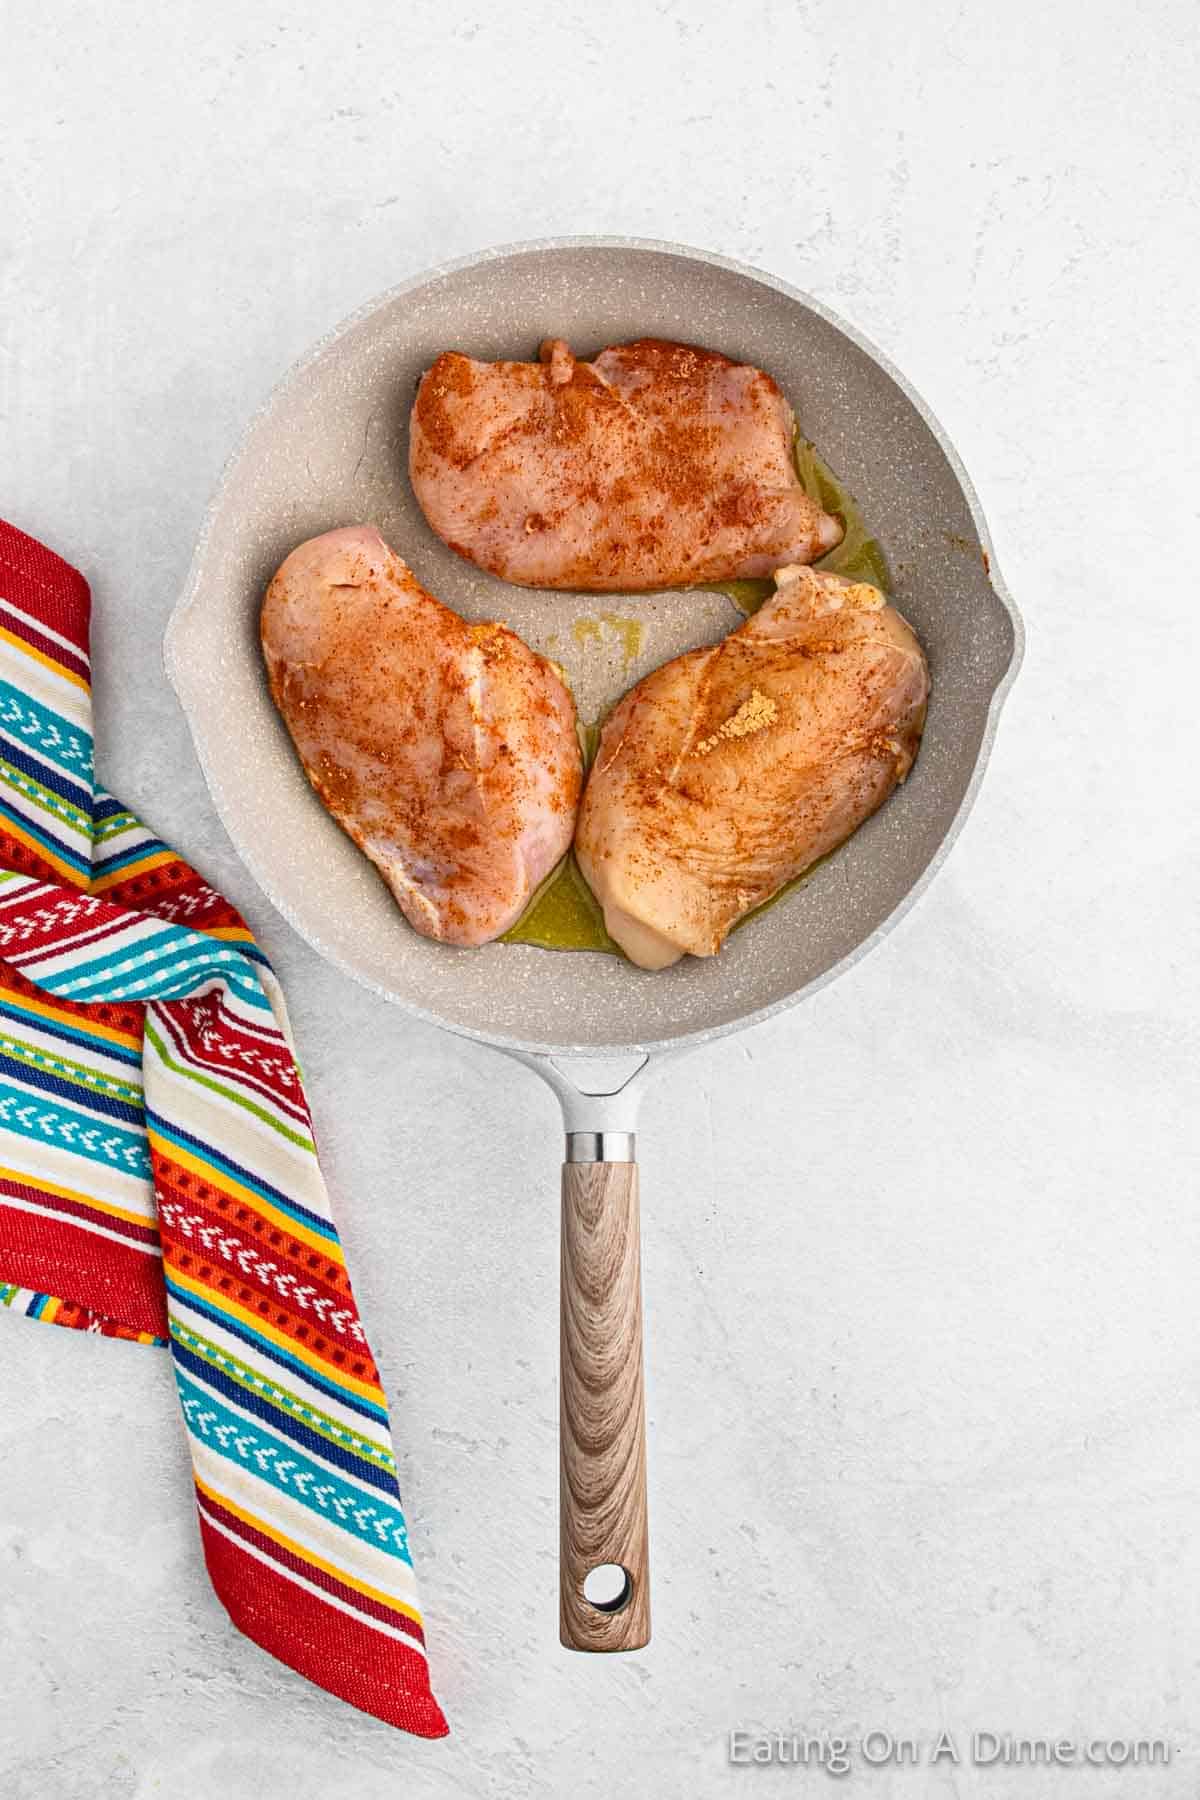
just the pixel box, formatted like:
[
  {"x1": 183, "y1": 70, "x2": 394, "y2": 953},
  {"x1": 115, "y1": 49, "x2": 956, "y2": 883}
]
[{"x1": 559, "y1": 1132, "x2": 650, "y2": 1651}]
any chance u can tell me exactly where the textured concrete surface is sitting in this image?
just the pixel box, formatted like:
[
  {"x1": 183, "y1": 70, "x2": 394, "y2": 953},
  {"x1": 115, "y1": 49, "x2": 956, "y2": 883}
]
[{"x1": 1, "y1": 2, "x2": 1197, "y2": 1796}]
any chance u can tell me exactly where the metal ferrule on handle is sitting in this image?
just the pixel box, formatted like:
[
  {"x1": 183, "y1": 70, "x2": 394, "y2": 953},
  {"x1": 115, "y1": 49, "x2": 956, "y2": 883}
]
[{"x1": 566, "y1": 1131, "x2": 637, "y2": 1164}]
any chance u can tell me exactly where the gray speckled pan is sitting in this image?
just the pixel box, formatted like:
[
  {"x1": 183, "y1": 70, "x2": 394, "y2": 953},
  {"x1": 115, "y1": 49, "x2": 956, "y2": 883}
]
[{"x1": 166, "y1": 238, "x2": 1022, "y2": 1646}]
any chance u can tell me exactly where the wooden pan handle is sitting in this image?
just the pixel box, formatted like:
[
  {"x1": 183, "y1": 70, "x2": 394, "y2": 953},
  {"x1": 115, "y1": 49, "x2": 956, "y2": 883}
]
[{"x1": 559, "y1": 1156, "x2": 651, "y2": 1651}]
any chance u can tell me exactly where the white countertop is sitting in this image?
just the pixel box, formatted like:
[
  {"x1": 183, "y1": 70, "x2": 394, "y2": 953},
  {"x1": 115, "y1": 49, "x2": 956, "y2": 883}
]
[{"x1": 1, "y1": 2, "x2": 1196, "y2": 1795}]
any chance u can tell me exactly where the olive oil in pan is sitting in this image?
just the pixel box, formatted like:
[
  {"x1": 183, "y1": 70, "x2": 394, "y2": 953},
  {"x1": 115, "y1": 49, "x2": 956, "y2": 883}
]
[
  {"x1": 500, "y1": 437, "x2": 891, "y2": 957},
  {"x1": 700, "y1": 436, "x2": 890, "y2": 615}
]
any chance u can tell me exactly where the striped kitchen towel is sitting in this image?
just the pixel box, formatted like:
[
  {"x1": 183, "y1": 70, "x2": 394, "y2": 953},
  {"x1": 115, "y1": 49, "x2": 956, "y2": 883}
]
[{"x1": 0, "y1": 518, "x2": 447, "y2": 1738}]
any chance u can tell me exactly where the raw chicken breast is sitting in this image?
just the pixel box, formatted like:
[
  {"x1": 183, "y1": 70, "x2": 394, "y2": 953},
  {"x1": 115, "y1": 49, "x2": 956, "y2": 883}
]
[
  {"x1": 261, "y1": 527, "x2": 582, "y2": 947},
  {"x1": 575, "y1": 566, "x2": 929, "y2": 968},
  {"x1": 409, "y1": 338, "x2": 843, "y2": 591}
]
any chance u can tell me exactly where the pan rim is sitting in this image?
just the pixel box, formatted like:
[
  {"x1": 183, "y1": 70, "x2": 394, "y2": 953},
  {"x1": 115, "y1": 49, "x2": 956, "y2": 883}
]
[{"x1": 165, "y1": 234, "x2": 1025, "y2": 1061}]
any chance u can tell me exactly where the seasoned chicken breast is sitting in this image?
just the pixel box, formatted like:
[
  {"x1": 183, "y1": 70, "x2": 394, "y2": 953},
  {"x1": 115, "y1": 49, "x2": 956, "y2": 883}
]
[
  {"x1": 409, "y1": 338, "x2": 843, "y2": 591},
  {"x1": 575, "y1": 566, "x2": 929, "y2": 968},
  {"x1": 261, "y1": 527, "x2": 582, "y2": 946}
]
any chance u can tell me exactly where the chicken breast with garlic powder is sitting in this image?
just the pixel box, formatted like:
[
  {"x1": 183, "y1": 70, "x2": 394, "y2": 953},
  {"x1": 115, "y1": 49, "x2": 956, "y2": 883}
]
[
  {"x1": 574, "y1": 566, "x2": 929, "y2": 968},
  {"x1": 261, "y1": 526, "x2": 582, "y2": 946}
]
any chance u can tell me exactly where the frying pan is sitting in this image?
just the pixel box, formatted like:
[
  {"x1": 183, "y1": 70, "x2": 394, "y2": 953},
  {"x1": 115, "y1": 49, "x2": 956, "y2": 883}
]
[{"x1": 165, "y1": 237, "x2": 1022, "y2": 1654}]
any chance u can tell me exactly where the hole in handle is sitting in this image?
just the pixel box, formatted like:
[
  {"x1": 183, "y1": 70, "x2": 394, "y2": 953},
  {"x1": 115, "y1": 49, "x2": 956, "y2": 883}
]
[{"x1": 583, "y1": 1563, "x2": 632, "y2": 1613}]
